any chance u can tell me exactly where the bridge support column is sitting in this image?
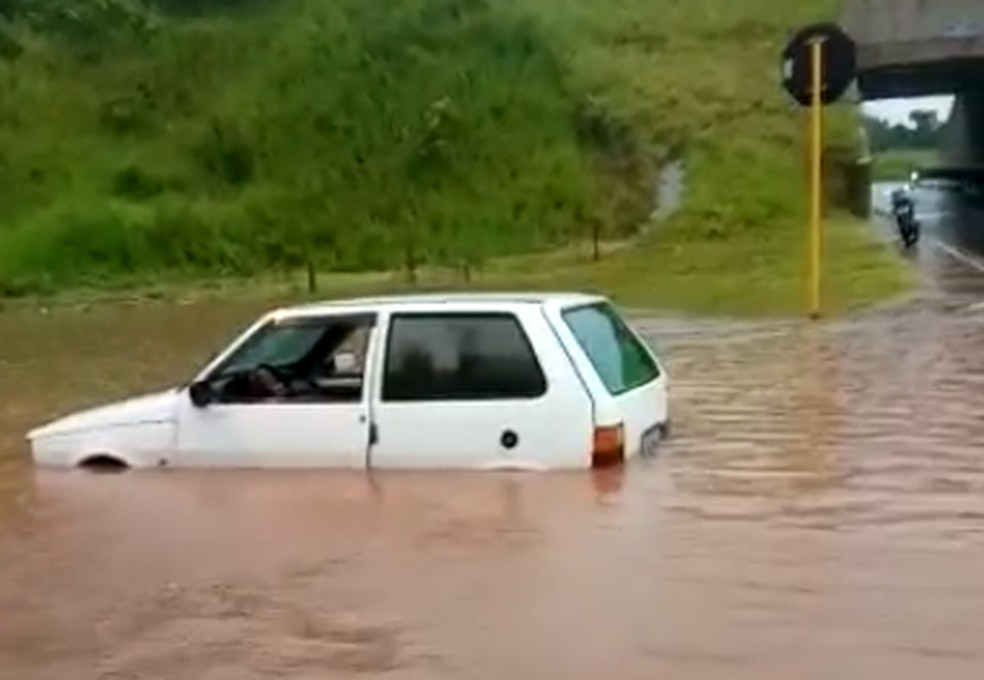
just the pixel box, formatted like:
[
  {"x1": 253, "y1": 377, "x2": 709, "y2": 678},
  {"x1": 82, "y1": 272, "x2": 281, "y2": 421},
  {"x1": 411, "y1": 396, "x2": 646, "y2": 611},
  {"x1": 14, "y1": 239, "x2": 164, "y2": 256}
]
[
  {"x1": 823, "y1": 145, "x2": 872, "y2": 218},
  {"x1": 845, "y1": 158, "x2": 872, "y2": 218},
  {"x1": 942, "y1": 91, "x2": 984, "y2": 168}
]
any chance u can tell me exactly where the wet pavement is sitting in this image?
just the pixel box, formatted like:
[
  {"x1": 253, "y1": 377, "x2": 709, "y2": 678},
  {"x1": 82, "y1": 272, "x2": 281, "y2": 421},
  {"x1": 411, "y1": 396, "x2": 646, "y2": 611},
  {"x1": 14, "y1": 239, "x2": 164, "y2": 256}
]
[{"x1": 0, "y1": 199, "x2": 983, "y2": 678}]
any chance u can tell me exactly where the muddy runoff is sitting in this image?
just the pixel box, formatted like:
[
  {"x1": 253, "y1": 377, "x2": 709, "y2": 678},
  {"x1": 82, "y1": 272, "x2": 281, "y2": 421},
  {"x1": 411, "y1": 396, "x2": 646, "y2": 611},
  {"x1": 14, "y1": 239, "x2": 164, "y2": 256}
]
[{"x1": 1, "y1": 294, "x2": 984, "y2": 679}]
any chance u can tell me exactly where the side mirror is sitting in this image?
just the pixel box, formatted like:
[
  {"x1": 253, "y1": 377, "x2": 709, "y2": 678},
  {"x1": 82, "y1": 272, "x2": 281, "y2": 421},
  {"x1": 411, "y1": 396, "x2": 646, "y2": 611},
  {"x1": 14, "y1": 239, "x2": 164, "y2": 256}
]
[{"x1": 188, "y1": 381, "x2": 215, "y2": 408}]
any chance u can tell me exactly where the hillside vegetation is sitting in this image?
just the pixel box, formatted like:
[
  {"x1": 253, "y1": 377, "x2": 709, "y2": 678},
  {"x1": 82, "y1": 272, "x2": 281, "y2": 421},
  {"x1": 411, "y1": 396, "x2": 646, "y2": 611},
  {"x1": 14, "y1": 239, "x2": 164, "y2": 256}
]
[{"x1": 0, "y1": 0, "x2": 913, "y2": 314}]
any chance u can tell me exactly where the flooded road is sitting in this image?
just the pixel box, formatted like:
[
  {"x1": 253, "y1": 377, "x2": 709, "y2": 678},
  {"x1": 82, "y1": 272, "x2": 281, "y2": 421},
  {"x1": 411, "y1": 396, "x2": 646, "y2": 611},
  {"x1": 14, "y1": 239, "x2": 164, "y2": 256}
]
[{"x1": 2, "y1": 263, "x2": 984, "y2": 677}]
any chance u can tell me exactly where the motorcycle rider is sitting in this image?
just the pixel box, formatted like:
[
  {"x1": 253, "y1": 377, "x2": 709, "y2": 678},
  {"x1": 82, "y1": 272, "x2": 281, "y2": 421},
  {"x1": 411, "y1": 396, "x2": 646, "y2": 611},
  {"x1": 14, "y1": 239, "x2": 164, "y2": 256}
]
[
  {"x1": 890, "y1": 185, "x2": 919, "y2": 247},
  {"x1": 890, "y1": 185, "x2": 913, "y2": 212}
]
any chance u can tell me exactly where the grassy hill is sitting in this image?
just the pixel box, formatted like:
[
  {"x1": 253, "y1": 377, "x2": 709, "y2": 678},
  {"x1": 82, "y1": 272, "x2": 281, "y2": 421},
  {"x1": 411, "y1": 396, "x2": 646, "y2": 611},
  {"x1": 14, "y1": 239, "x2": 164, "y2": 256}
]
[{"x1": 0, "y1": 0, "x2": 913, "y2": 315}]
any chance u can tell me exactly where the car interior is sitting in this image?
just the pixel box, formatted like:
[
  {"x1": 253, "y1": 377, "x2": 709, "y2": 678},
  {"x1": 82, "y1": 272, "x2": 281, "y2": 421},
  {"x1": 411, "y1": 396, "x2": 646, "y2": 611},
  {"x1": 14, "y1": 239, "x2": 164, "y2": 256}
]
[{"x1": 212, "y1": 317, "x2": 374, "y2": 404}]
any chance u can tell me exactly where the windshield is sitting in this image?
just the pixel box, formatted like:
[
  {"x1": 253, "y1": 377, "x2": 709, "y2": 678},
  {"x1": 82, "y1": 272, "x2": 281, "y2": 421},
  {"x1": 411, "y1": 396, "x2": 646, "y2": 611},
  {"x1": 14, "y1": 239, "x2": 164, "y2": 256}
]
[{"x1": 562, "y1": 302, "x2": 660, "y2": 396}]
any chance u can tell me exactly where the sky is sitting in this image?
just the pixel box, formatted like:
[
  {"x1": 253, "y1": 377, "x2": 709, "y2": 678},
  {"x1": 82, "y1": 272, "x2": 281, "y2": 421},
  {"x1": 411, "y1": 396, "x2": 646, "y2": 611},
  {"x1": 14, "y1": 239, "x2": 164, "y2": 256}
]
[{"x1": 862, "y1": 95, "x2": 955, "y2": 126}]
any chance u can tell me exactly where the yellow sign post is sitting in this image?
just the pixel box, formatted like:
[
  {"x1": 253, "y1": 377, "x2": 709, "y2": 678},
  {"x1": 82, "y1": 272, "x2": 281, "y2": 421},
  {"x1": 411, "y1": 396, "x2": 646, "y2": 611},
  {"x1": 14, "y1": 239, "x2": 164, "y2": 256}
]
[
  {"x1": 808, "y1": 38, "x2": 825, "y2": 320},
  {"x1": 780, "y1": 21, "x2": 856, "y2": 320}
]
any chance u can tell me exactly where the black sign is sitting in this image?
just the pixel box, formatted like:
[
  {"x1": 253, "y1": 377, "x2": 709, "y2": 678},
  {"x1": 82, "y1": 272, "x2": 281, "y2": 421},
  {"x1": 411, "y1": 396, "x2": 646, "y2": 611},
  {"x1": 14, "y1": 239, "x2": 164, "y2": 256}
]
[{"x1": 781, "y1": 22, "x2": 857, "y2": 107}]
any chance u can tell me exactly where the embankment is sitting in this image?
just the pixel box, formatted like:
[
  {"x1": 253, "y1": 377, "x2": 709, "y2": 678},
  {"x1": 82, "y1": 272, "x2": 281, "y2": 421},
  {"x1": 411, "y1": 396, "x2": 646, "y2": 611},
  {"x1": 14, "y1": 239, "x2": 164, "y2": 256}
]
[{"x1": 0, "y1": 0, "x2": 913, "y2": 315}]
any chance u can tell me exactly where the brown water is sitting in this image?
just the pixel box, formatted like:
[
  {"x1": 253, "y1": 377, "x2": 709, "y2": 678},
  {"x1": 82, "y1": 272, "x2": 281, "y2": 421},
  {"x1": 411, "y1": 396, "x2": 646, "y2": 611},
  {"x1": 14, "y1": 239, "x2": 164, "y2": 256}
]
[{"x1": 1, "y1": 286, "x2": 984, "y2": 679}]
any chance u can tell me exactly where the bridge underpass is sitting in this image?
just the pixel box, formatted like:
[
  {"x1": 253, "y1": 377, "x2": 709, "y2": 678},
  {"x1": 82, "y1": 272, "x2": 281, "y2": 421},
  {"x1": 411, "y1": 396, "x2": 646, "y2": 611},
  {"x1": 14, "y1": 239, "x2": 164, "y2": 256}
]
[
  {"x1": 841, "y1": 0, "x2": 984, "y2": 167},
  {"x1": 841, "y1": 0, "x2": 984, "y2": 290}
]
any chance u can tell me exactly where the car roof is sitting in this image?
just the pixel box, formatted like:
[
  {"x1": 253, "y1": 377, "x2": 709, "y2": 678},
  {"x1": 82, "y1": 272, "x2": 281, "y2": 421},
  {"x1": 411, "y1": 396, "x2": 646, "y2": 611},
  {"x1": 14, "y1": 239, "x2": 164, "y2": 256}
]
[{"x1": 273, "y1": 291, "x2": 606, "y2": 319}]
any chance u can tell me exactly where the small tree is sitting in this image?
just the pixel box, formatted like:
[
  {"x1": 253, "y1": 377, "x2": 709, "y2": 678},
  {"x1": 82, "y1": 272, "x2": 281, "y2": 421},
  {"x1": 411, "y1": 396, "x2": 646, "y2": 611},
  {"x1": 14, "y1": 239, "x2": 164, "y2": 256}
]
[
  {"x1": 401, "y1": 96, "x2": 462, "y2": 284},
  {"x1": 455, "y1": 218, "x2": 490, "y2": 284},
  {"x1": 398, "y1": 201, "x2": 422, "y2": 285},
  {"x1": 590, "y1": 216, "x2": 603, "y2": 262}
]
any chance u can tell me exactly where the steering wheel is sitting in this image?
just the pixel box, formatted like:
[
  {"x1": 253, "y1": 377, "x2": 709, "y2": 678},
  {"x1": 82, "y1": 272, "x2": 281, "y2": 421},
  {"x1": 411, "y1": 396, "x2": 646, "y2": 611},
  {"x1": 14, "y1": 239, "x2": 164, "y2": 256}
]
[{"x1": 250, "y1": 363, "x2": 289, "y2": 398}]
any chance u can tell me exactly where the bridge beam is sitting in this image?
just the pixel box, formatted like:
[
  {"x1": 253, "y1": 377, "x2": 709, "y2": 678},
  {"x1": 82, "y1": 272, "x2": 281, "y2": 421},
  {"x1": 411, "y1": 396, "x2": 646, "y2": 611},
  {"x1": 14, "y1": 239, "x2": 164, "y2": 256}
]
[{"x1": 841, "y1": 0, "x2": 984, "y2": 100}]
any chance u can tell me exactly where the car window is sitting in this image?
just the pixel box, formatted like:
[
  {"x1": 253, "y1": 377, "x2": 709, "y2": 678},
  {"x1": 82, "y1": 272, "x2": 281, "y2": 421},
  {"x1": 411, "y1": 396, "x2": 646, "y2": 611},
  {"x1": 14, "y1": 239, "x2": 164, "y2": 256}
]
[
  {"x1": 201, "y1": 314, "x2": 378, "y2": 405},
  {"x1": 215, "y1": 320, "x2": 328, "y2": 377},
  {"x1": 210, "y1": 314, "x2": 375, "y2": 378},
  {"x1": 562, "y1": 302, "x2": 660, "y2": 396},
  {"x1": 382, "y1": 313, "x2": 547, "y2": 401}
]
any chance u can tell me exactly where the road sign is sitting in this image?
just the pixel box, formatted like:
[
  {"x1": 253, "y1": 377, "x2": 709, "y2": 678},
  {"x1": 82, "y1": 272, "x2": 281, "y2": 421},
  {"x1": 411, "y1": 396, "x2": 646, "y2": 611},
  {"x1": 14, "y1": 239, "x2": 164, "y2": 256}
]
[
  {"x1": 781, "y1": 22, "x2": 857, "y2": 107},
  {"x1": 779, "y1": 22, "x2": 857, "y2": 319}
]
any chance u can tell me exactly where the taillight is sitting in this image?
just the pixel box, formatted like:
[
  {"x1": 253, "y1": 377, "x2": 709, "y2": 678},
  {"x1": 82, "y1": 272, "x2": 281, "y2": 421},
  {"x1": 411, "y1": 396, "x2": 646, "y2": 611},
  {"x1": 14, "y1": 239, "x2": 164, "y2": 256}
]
[{"x1": 592, "y1": 423, "x2": 625, "y2": 468}]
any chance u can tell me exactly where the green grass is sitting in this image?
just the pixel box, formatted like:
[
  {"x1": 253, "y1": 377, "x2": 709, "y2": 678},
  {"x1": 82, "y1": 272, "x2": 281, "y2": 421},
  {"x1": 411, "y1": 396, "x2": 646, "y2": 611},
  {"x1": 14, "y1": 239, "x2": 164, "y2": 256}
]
[
  {"x1": 871, "y1": 149, "x2": 939, "y2": 182},
  {"x1": 0, "y1": 0, "x2": 914, "y2": 315},
  {"x1": 3, "y1": 214, "x2": 914, "y2": 319},
  {"x1": 413, "y1": 214, "x2": 914, "y2": 317},
  {"x1": 586, "y1": 216, "x2": 915, "y2": 317}
]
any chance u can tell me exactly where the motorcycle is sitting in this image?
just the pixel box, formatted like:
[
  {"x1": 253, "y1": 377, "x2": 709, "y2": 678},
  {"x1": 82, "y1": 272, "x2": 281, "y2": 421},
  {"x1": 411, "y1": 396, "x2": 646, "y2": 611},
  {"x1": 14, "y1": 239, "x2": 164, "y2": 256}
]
[{"x1": 892, "y1": 202, "x2": 920, "y2": 248}]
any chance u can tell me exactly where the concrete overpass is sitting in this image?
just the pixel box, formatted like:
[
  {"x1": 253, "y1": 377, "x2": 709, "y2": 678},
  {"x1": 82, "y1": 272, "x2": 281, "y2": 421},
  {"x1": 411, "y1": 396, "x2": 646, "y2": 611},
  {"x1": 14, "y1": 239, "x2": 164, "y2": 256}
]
[
  {"x1": 840, "y1": 0, "x2": 984, "y2": 167},
  {"x1": 841, "y1": 0, "x2": 984, "y2": 100}
]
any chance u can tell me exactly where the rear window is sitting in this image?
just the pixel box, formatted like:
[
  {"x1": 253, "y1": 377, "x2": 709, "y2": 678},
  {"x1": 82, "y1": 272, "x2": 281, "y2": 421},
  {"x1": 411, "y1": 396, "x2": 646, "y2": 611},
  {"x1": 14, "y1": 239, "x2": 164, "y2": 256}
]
[{"x1": 562, "y1": 303, "x2": 660, "y2": 395}]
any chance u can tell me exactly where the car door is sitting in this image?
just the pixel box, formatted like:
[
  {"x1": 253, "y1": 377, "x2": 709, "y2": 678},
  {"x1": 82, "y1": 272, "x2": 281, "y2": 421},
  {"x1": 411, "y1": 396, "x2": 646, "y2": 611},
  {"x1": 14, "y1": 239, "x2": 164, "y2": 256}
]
[
  {"x1": 367, "y1": 307, "x2": 594, "y2": 470},
  {"x1": 173, "y1": 313, "x2": 378, "y2": 469}
]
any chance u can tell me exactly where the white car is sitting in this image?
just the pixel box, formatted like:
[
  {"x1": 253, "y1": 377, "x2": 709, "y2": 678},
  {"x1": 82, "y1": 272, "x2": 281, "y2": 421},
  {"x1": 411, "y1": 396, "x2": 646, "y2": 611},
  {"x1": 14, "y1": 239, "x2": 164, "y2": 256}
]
[{"x1": 27, "y1": 292, "x2": 669, "y2": 472}]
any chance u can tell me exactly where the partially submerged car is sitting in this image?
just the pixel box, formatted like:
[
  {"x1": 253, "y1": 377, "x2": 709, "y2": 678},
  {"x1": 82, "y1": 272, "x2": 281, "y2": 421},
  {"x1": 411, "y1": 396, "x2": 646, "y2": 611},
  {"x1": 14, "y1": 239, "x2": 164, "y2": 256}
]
[{"x1": 27, "y1": 293, "x2": 669, "y2": 471}]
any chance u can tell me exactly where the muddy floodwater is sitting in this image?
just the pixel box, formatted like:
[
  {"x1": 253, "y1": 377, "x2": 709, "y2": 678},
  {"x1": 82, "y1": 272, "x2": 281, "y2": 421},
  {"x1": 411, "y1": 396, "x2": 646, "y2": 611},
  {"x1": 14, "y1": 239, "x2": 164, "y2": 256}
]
[{"x1": 1, "y1": 284, "x2": 984, "y2": 678}]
